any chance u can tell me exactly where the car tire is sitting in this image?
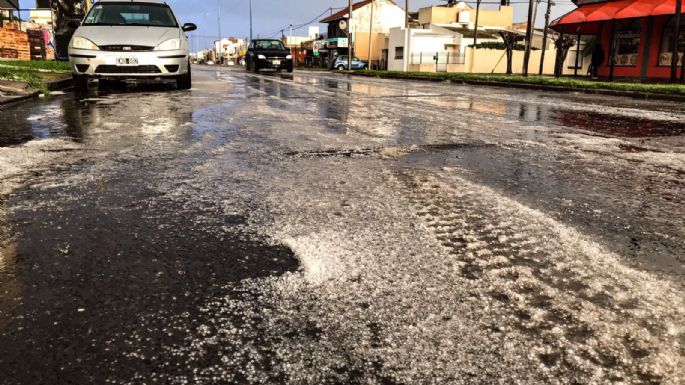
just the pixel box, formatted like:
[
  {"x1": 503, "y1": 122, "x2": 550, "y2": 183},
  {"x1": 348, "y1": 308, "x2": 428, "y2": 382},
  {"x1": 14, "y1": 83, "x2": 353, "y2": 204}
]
[
  {"x1": 337, "y1": 65, "x2": 345, "y2": 71},
  {"x1": 253, "y1": 64, "x2": 260, "y2": 73},
  {"x1": 287, "y1": 67, "x2": 294, "y2": 73},
  {"x1": 177, "y1": 62, "x2": 192, "y2": 90},
  {"x1": 73, "y1": 74, "x2": 88, "y2": 91}
]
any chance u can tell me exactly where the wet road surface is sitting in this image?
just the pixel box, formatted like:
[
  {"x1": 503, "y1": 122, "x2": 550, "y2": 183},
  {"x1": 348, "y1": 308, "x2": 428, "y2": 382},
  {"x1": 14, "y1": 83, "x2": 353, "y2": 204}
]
[{"x1": 0, "y1": 67, "x2": 684, "y2": 384}]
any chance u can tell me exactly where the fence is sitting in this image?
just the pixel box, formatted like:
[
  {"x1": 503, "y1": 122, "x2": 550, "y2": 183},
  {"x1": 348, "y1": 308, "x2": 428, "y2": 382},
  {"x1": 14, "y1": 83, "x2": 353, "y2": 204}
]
[{"x1": 410, "y1": 51, "x2": 466, "y2": 66}]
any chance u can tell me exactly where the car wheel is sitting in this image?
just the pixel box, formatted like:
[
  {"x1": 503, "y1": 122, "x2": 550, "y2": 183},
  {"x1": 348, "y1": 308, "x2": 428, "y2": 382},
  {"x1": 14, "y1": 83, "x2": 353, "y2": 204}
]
[
  {"x1": 287, "y1": 67, "x2": 294, "y2": 73},
  {"x1": 253, "y1": 64, "x2": 260, "y2": 73},
  {"x1": 73, "y1": 74, "x2": 88, "y2": 91},
  {"x1": 337, "y1": 65, "x2": 345, "y2": 71},
  {"x1": 177, "y1": 61, "x2": 192, "y2": 90}
]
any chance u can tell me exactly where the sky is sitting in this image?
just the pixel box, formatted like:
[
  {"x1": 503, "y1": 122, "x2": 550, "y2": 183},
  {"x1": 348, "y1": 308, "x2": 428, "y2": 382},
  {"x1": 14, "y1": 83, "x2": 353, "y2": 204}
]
[{"x1": 19, "y1": 0, "x2": 578, "y2": 51}]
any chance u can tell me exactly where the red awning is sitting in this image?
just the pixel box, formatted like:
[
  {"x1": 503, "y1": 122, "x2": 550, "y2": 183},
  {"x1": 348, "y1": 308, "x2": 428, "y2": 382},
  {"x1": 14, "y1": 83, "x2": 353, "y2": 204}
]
[
  {"x1": 551, "y1": 0, "x2": 685, "y2": 34},
  {"x1": 550, "y1": 2, "x2": 605, "y2": 27},
  {"x1": 615, "y1": 0, "x2": 665, "y2": 18},
  {"x1": 585, "y1": 0, "x2": 636, "y2": 22},
  {"x1": 652, "y1": 0, "x2": 685, "y2": 16}
]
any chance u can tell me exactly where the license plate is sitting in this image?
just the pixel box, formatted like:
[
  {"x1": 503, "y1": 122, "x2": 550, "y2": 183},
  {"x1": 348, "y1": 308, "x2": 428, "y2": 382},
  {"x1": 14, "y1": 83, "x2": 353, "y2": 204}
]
[
  {"x1": 272, "y1": 60, "x2": 281, "y2": 66},
  {"x1": 117, "y1": 58, "x2": 138, "y2": 66}
]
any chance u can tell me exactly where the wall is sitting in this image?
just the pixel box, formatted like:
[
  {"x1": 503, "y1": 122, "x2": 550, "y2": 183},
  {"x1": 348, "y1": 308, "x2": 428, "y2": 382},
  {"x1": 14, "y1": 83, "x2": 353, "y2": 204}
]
[
  {"x1": 388, "y1": 27, "x2": 407, "y2": 71},
  {"x1": 353, "y1": 32, "x2": 387, "y2": 61},
  {"x1": 464, "y1": 6, "x2": 513, "y2": 29},
  {"x1": 418, "y1": 5, "x2": 513, "y2": 29},
  {"x1": 351, "y1": 0, "x2": 406, "y2": 34},
  {"x1": 387, "y1": 27, "x2": 462, "y2": 71},
  {"x1": 0, "y1": 23, "x2": 30, "y2": 60},
  {"x1": 418, "y1": 6, "x2": 459, "y2": 25}
]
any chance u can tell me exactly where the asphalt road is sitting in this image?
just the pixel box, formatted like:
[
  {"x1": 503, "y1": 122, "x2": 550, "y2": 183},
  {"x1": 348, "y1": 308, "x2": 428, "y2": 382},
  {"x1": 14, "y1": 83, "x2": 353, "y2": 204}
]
[{"x1": 0, "y1": 66, "x2": 684, "y2": 384}]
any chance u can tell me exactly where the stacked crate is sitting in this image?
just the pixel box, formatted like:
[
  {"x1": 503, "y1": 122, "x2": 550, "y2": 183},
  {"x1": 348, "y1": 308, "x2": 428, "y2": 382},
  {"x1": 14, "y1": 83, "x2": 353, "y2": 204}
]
[
  {"x1": 0, "y1": 23, "x2": 30, "y2": 61},
  {"x1": 27, "y1": 30, "x2": 46, "y2": 61}
]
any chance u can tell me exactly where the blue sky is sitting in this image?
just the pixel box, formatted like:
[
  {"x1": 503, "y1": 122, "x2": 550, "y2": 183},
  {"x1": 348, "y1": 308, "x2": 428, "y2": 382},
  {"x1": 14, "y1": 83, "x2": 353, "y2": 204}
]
[{"x1": 19, "y1": 0, "x2": 576, "y2": 50}]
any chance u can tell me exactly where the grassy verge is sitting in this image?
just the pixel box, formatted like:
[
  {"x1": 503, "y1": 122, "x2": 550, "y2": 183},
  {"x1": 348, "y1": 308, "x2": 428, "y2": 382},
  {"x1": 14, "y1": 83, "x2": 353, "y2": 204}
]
[
  {"x1": 0, "y1": 67, "x2": 67, "y2": 94},
  {"x1": 354, "y1": 70, "x2": 685, "y2": 97},
  {"x1": 0, "y1": 60, "x2": 71, "y2": 72}
]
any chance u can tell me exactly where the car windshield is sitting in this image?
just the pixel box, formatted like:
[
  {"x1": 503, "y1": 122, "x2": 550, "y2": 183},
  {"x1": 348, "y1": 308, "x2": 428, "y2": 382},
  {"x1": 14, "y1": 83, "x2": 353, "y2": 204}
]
[
  {"x1": 83, "y1": 2, "x2": 178, "y2": 27},
  {"x1": 254, "y1": 40, "x2": 285, "y2": 50}
]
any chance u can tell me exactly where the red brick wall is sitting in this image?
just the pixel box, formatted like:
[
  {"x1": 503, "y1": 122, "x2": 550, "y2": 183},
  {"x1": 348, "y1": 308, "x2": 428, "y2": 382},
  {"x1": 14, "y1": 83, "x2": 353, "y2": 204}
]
[{"x1": 0, "y1": 23, "x2": 30, "y2": 61}]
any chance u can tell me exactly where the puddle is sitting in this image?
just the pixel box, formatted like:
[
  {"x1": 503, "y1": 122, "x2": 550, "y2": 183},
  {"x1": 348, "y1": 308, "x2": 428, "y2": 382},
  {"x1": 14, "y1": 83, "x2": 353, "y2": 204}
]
[{"x1": 551, "y1": 109, "x2": 685, "y2": 138}]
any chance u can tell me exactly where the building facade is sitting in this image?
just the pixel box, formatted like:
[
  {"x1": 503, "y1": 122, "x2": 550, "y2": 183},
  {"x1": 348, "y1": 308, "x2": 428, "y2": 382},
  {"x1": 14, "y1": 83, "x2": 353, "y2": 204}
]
[
  {"x1": 320, "y1": 0, "x2": 406, "y2": 68},
  {"x1": 552, "y1": 0, "x2": 685, "y2": 80}
]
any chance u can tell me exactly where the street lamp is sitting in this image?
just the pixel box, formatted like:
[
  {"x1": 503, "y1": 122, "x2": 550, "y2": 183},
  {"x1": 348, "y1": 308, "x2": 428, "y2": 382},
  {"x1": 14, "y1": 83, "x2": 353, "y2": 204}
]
[{"x1": 249, "y1": 0, "x2": 253, "y2": 42}]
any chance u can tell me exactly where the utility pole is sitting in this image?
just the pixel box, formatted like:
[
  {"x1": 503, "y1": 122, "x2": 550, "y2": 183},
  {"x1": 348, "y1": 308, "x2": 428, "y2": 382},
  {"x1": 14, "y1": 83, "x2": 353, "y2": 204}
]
[
  {"x1": 522, "y1": 0, "x2": 536, "y2": 76},
  {"x1": 348, "y1": 0, "x2": 354, "y2": 72},
  {"x1": 539, "y1": 0, "x2": 552, "y2": 75},
  {"x1": 405, "y1": 0, "x2": 410, "y2": 28},
  {"x1": 671, "y1": 0, "x2": 682, "y2": 82},
  {"x1": 249, "y1": 0, "x2": 253, "y2": 42},
  {"x1": 217, "y1": 0, "x2": 222, "y2": 64},
  {"x1": 368, "y1": 0, "x2": 375, "y2": 68},
  {"x1": 289, "y1": 24, "x2": 293, "y2": 37},
  {"x1": 472, "y1": 0, "x2": 481, "y2": 47}
]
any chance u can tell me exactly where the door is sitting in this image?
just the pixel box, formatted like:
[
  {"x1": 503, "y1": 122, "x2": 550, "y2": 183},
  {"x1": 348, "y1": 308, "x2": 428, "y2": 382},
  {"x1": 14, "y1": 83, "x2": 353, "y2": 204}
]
[{"x1": 436, "y1": 52, "x2": 448, "y2": 72}]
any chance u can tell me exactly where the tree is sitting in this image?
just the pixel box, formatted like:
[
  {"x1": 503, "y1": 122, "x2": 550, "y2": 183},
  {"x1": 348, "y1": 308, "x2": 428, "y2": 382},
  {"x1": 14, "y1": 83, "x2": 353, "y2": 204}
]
[
  {"x1": 499, "y1": 31, "x2": 519, "y2": 75},
  {"x1": 553, "y1": 34, "x2": 576, "y2": 77}
]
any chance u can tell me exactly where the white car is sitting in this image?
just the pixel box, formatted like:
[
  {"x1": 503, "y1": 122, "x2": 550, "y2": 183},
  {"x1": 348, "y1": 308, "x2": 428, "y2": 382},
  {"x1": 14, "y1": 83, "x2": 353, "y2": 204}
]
[{"x1": 68, "y1": 0, "x2": 197, "y2": 90}]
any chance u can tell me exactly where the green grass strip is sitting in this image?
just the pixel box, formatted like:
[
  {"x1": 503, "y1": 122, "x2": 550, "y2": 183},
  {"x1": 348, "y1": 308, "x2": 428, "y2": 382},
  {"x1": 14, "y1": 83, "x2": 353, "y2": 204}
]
[
  {"x1": 0, "y1": 60, "x2": 71, "y2": 72},
  {"x1": 0, "y1": 67, "x2": 50, "y2": 94},
  {"x1": 355, "y1": 70, "x2": 685, "y2": 97}
]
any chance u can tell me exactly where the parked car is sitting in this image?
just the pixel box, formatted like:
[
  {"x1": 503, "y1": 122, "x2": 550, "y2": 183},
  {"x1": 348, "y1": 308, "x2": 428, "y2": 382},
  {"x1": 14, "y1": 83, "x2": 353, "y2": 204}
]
[
  {"x1": 245, "y1": 39, "x2": 293, "y2": 73},
  {"x1": 332, "y1": 56, "x2": 368, "y2": 71},
  {"x1": 68, "y1": 0, "x2": 197, "y2": 90}
]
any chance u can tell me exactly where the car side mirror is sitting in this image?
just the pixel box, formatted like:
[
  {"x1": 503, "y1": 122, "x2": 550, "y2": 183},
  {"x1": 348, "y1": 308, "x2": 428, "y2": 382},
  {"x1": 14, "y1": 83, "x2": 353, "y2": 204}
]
[
  {"x1": 182, "y1": 23, "x2": 197, "y2": 32},
  {"x1": 68, "y1": 20, "x2": 81, "y2": 29}
]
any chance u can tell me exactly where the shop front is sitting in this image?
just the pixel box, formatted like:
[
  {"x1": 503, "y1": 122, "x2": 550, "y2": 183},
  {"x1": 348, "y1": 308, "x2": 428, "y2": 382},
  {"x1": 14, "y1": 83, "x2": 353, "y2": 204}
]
[{"x1": 551, "y1": 0, "x2": 685, "y2": 80}]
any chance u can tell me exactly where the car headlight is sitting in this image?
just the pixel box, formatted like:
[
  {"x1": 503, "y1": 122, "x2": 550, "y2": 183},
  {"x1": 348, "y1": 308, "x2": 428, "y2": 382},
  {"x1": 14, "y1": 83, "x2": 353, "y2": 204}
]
[
  {"x1": 70, "y1": 36, "x2": 99, "y2": 50},
  {"x1": 257, "y1": 54, "x2": 266, "y2": 60},
  {"x1": 155, "y1": 38, "x2": 181, "y2": 51},
  {"x1": 286, "y1": 55, "x2": 292, "y2": 60}
]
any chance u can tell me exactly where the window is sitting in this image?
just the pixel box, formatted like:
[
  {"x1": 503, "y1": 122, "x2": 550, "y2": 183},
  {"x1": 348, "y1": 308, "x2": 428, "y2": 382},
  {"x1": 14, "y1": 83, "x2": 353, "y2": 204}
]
[
  {"x1": 395, "y1": 46, "x2": 404, "y2": 60},
  {"x1": 84, "y1": 3, "x2": 178, "y2": 28},
  {"x1": 567, "y1": 41, "x2": 586, "y2": 69},
  {"x1": 659, "y1": 17, "x2": 685, "y2": 66},
  {"x1": 612, "y1": 19, "x2": 641, "y2": 67},
  {"x1": 254, "y1": 40, "x2": 286, "y2": 50}
]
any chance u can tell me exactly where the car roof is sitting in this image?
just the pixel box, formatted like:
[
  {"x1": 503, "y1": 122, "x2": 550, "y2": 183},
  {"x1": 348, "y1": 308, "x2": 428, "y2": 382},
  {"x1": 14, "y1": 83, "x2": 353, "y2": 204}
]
[{"x1": 253, "y1": 39, "x2": 283, "y2": 42}]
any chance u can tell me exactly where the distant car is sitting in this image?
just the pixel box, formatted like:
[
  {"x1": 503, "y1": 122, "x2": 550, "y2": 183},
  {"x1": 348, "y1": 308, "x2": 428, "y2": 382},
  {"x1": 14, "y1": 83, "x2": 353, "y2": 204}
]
[
  {"x1": 206, "y1": 60, "x2": 214, "y2": 65},
  {"x1": 68, "y1": 0, "x2": 197, "y2": 90},
  {"x1": 332, "y1": 56, "x2": 368, "y2": 71},
  {"x1": 246, "y1": 39, "x2": 293, "y2": 73}
]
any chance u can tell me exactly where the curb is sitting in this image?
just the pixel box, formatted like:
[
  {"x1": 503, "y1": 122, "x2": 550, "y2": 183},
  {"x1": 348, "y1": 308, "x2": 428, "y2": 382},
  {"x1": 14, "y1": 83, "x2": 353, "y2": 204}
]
[
  {"x1": 350, "y1": 72, "x2": 685, "y2": 102},
  {"x1": 0, "y1": 90, "x2": 41, "y2": 106},
  {"x1": 45, "y1": 77, "x2": 73, "y2": 91},
  {"x1": 0, "y1": 77, "x2": 73, "y2": 107}
]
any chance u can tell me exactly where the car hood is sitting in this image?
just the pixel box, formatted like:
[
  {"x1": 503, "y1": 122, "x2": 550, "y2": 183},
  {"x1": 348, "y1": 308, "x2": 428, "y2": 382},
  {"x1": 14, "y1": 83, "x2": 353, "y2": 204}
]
[{"x1": 75, "y1": 26, "x2": 180, "y2": 48}]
